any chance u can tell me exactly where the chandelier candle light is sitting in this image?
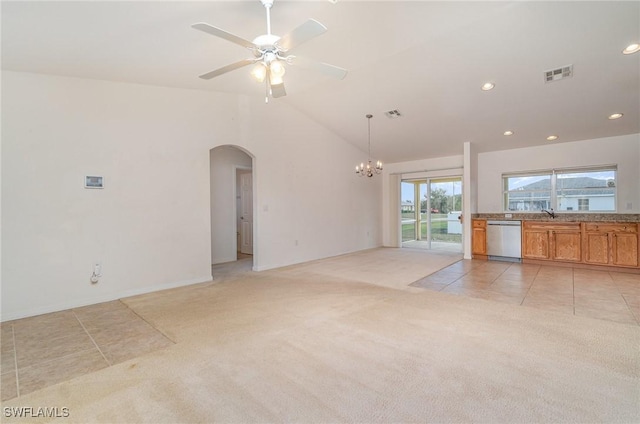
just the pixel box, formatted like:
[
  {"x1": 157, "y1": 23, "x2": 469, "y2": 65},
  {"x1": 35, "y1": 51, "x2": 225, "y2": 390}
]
[{"x1": 356, "y1": 114, "x2": 383, "y2": 177}]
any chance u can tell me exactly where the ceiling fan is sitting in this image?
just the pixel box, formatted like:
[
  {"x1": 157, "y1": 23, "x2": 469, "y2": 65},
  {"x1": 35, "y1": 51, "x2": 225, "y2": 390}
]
[{"x1": 192, "y1": 0, "x2": 347, "y2": 101}]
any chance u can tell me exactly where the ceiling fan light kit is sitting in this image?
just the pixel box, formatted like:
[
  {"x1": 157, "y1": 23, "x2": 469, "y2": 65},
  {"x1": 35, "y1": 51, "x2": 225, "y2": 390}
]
[
  {"x1": 251, "y1": 62, "x2": 267, "y2": 82},
  {"x1": 192, "y1": 0, "x2": 347, "y2": 102}
]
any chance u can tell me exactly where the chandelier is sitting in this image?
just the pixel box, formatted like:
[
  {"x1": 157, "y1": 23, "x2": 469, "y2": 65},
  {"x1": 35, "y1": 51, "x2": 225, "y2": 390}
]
[{"x1": 355, "y1": 114, "x2": 383, "y2": 177}]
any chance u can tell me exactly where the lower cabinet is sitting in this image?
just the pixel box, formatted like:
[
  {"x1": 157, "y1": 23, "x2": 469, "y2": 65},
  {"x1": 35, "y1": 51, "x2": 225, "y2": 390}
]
[
  {"x1": 522, "y1": 222, "x2": 582, "y2": 263},
  {"x1": 472, "y1": 219, "x2": 487, "y2": 256},
  {"x1": 584, "y1": 223, "x2": 639, "y2": 268},
  {"x1": 552, "y1": 228, "x2": 583, "y2": 262},
  {"x1": 481, "y1": 219, "x2": 638, "y2": 269},
  {"x1": 521, "y1": 224, "x2": 550, "y2": 260}
]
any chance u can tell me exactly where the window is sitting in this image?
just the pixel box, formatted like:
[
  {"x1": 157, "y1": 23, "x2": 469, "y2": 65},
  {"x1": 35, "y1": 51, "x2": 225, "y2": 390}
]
[
  {"x1": 503, "y1": 174, "x2": 551, "y2": 211},
  {"x1": 556, "y1": 169, "x2": 616, "y2": 212},
  {"x1": 503, "y1": 166, "x2": 616, "y2": 212}
]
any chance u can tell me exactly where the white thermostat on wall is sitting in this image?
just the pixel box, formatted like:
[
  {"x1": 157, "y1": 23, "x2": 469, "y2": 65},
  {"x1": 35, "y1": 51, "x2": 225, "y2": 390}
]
[{"x1": 84, "y1": 176, "x2": 104, "y2": 189}]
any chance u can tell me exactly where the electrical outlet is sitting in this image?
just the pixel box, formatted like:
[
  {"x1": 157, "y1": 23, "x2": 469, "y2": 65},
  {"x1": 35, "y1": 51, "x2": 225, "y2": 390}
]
[{"x1": 91, "y1": 262, "x2": 102, "y2": 284}]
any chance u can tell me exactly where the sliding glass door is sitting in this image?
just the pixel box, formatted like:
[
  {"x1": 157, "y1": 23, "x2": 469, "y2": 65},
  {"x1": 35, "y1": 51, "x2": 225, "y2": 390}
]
[
  {"x1": 401, "y1": 177, "x2": 462, "y2": 252},
  {"x1": 401, "y1": 180, "x2": 426, "y2": 245},
  {"x1": 428, "y1": 178, "x2": 462, "y2": 251}
]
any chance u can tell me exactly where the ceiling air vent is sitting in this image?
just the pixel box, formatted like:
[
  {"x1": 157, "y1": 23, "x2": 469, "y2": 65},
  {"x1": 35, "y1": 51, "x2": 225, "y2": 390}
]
[
  {"x1": 385, "y1": 109, "x2": 403, "y2": 118},
  {"x1": 544, "y1": 65, "x2": 573, "y2": 83}
]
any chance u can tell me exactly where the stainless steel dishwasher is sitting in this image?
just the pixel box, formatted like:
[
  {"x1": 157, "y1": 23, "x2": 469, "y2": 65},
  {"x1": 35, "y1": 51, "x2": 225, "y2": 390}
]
[{"x1": 486, "y1": 220, "x2": 522, "y2": 261}]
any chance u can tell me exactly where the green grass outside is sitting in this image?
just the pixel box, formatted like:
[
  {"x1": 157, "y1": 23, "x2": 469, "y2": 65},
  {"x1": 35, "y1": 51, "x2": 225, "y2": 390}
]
[{"x1": 402, "y1": 220, "x2": 462, "y2": 243}]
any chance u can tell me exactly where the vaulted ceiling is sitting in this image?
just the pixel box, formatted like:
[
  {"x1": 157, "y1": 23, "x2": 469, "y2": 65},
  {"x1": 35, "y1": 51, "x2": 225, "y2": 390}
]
[{"x1": 3, "y1": 1, "x2": 638, "y2": 163}]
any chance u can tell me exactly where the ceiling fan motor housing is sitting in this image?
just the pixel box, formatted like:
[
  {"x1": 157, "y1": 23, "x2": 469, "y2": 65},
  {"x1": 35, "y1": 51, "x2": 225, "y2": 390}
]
[{"x1": 252, "y1": 34, "x2": 280, "y2": 53}]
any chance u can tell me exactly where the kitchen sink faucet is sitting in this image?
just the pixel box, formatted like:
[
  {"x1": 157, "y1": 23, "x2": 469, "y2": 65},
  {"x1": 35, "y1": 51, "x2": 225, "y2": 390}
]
[{"x1": 541, "y1": 208, "x2": 556, "y2": 219}]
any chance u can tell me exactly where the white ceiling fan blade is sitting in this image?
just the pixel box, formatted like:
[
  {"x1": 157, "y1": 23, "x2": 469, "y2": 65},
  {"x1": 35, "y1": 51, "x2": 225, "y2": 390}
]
[
  {"x1": 198, "y1": 59, "x2": 255, "y2": 80},
  {"x1": 290, "y1": 56, "x2": 348, "y2": 80},
  {"x1": 192, "y1": 23, "x2": 256, "y2": 50},
  {"x1": 270, "y1": 82, "x2": 287, "y2": 98},
  {"x1": 277, "y1": 19, "x2": 327, "y2": 52}
]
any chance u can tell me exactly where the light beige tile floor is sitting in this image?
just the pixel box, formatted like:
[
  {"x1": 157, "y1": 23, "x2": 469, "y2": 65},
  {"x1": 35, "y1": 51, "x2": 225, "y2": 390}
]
[
  {"x1": 410, "y1": 260, "x2": 640, "y2": 326},
  {"x1": 0, "y1": 300, "x2": 173, "y2": 401}
]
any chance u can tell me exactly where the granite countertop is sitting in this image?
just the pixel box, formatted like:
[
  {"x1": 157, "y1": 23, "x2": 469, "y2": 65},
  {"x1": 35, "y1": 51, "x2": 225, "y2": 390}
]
[{"x1": 472, "y1": 213, "x2": 640, "y2": 223}]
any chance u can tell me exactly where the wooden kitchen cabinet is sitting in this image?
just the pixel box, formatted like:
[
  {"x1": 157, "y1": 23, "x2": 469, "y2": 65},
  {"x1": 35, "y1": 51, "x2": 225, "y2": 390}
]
[
  {"x1": 583, "y1": 223, "x2": 639, "y2": 268},
  {"x1": 551, "y1": 227, "x2": 582, "y2": 262},
  {"x1": 472, "y1": 219, "x2": 487, "y2": 256},
  {"x1": 613, "y1": 232, "x2": 638, "y2": 267},
  {"x1": 522, "y1": 221, "x2": 551, "y2": 259},
  {"x1": 522, "y1": 222, "x2": 581, "y2": 263},
  {"x1": 522, "y1": 223, "x2": 550, "y2": 260}
]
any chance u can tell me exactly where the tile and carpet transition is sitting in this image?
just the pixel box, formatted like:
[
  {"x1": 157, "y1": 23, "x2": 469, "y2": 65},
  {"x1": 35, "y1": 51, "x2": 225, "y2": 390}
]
[{"x1": 0, "y1": 248, "x2": 638, "y2": 423}]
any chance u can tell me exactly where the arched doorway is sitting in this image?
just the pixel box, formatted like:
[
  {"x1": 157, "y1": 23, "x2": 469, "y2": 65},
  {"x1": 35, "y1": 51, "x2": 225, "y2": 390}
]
[{"x1": 209, "y1": 145, "x2": 256, "y2": 272}]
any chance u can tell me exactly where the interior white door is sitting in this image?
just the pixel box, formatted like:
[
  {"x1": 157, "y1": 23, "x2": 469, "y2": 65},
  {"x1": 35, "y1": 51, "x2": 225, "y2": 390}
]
[{"x1": 239, "y1": 171, "x2": 253, "y2": 255}]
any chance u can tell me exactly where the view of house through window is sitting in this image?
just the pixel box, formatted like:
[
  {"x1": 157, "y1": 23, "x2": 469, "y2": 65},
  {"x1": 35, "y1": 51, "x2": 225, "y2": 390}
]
[
  {"x1": 503, "y1": 167, "x2": 616, "y2": 212},
  {"x1": 503, "y1": 173, "x2": 551, "y2": 212}
]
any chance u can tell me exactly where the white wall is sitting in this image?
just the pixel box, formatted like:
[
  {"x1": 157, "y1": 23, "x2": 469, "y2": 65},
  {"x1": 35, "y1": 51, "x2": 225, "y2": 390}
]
[
  {"x1": 241, "y1": 101, "x2": 382, "y2": 270},
  {"x1": 477, "y1": 134, "x2": 640, "y2": 213},
  {"x1": 1, "y1": 71, "x2": 381, "y2": 320},
  {"x1": 209, "y1": 146, "x2": 251, "y2": 264}
]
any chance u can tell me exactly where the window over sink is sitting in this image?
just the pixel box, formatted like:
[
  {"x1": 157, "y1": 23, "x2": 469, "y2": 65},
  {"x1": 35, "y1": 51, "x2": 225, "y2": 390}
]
[{"x1": 503, "y1": 166, "x2": 616, "y2": 212}]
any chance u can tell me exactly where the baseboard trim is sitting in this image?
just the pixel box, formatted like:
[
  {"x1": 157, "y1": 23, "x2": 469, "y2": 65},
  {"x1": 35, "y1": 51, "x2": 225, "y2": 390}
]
[
  {"x1": 521, "y1": 259, "x2": 640, "y2": 274},
  {"x1": 1, "y1": 275, "x2": 213, "y2": 322}
]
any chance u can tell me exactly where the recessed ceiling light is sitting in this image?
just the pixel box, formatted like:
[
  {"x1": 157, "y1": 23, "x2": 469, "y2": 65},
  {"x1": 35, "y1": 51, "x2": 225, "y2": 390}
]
[
  {"x1": 608, "y1": 113, "x2": 623, "y2": 120},
  {"x1": 503, "y1": 130, "x2": 514, "y2": 136},
  {"x1": 546, "y1": 135, "x2": 558, "y2": 141},
  {"x1": 481, "y1": 82, "x2": 495, "y2": 91},
  {"x1": 622, "y1": 43, "x2": 640, "y2": 55}
]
